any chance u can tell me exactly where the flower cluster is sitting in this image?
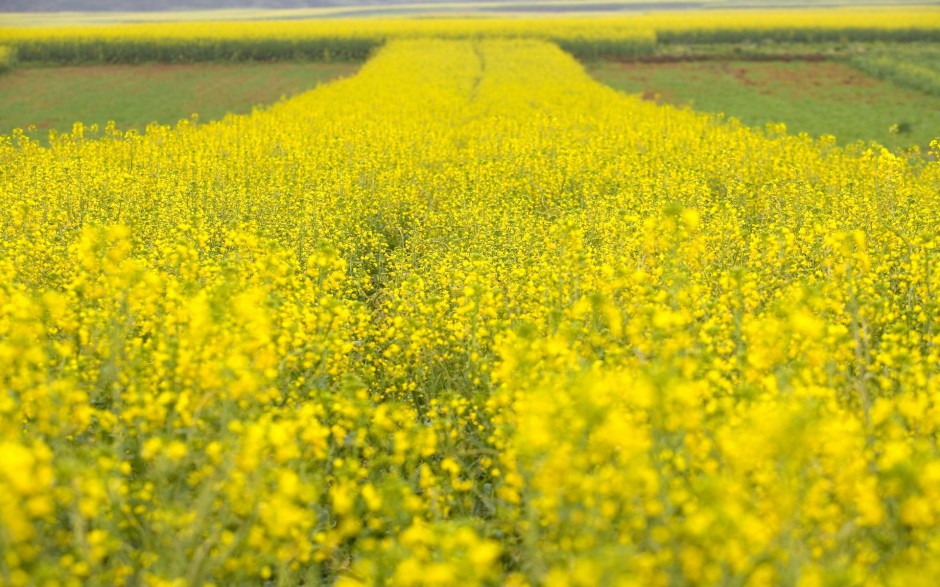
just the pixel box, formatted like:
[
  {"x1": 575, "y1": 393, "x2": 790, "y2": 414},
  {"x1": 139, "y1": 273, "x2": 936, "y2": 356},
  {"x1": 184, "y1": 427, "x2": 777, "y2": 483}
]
[{"x1": 1, "y1": 38, "x2": 939, "y2": 585}]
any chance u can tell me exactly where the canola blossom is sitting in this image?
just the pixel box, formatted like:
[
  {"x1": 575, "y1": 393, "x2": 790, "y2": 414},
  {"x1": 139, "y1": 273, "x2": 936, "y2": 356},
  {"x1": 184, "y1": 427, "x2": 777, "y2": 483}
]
[
  {"x1": 1, "y1": 39, "x2": 940, "y2": 586},
  {"x1": 2, "y1": 9, "x2": 940, "y2": 63}
]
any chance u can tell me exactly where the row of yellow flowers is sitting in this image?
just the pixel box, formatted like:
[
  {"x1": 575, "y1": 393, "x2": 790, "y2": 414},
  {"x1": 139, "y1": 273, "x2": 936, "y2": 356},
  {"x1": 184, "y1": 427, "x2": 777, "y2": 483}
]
[
  {"x1": 1, "y1": 9, "x2": 938, "y2": 63},
  {"x1": 1, "y1": 38, "x2": 939, "y2": 585}
]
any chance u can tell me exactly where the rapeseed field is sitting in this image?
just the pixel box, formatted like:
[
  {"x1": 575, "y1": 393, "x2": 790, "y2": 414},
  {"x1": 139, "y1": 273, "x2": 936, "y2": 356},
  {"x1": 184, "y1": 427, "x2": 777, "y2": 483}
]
[
  {"x1": 1, "y1": 37, "x2": 939, "y2": 586},
  {"x1": 2, "y1": 9, "x2": 939, "y2": 63}
]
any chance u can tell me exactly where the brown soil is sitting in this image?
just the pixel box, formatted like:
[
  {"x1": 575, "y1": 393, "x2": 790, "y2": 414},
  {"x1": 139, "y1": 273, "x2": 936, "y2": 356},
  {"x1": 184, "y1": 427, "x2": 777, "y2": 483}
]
[
  {"x1": 609, "y1": 53, "x2": 829, "y2": 64},
  {"x1": 753, "y1": 62, "x2": 877, "y2": 88}
]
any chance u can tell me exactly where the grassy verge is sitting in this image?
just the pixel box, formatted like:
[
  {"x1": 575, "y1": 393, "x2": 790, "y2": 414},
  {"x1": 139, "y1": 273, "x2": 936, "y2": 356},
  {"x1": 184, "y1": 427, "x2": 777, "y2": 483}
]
[
  {"x1": 587, "y1": 58, "x2": 940, "y2": 151},
  {"x1": 0, "y1": 61, "x2": 357, "y2": 142},
  {"x1": 849, "y1": 44, "x2": 940, "y2": 96}
]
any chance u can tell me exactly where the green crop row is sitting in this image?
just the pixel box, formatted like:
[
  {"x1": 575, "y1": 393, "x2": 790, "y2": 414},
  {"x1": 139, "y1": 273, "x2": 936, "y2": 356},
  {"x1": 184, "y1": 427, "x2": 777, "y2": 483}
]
[
  {"x1": 0, "y1": 46, "x2": 16, "y2": 73},
  {"x1": 9, "y1": 37, "x2": 379, "y2": 64},
  {"x1": 552, "y1": 35, "x2": 656, "y2": 60},
  {"x1": 849, "y1": 47, "x2": 940, "y2": 96},
  {"x1": 4, "y1": 31, "x2": 936, "y2": 67},
  {"x1": 656, "y1": 27, "x2": 940, "y2": 45},
  {"x1": 1, "y1": 33, "x2": 658, "y2": 65}
]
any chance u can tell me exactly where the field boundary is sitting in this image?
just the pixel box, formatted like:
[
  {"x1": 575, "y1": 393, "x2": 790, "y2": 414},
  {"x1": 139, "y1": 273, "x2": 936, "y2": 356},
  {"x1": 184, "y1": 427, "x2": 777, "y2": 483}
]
[{"x1": 2, "y1": 9, "x2": 939, "y2": 64}]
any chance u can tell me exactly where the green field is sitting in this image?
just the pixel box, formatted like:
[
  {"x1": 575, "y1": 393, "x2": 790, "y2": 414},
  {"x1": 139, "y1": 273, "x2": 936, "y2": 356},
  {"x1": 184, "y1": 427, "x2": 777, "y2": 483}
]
[
  {"x1": 2, "y1": 46, "x2": 938, "y2": 152},
  {"x1": 0, "y1": 61, "x2": 356, "y2": 141},
  {"x1": 850, "y1": 44, "x2": 940, "y2": 97},
  {"x1": 588, "y1": 58, "x2": 940, "y2": 151}
]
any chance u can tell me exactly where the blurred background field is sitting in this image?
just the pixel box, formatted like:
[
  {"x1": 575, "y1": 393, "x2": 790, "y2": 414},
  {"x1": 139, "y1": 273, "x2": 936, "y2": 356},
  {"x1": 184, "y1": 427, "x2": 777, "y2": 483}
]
[
  {"x1": 0, "y1": 3, "x2": 938, "y2": 148},
  {"x1": 3, "y1": 1, "x2": 937, "y2": 24},
  {"x1": 2, "y1": 4, "x2": 939, "y2": 151}
]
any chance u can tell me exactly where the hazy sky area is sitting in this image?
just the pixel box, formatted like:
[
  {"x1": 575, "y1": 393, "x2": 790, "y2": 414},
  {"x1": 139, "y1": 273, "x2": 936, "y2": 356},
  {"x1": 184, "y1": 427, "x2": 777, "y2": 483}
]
[
  {"x1": 2, "y1": 0, "x2": 937, "y2": 13},
  {"x1": 1, "y1": 1, "x2": 366, "y2": 11}
]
